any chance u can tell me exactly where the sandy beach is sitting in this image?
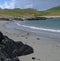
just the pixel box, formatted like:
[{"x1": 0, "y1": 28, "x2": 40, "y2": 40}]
[
  {"x1": 40, "y1": 16, "x2": 60, "y2": 18},
  {"x1": 0, "y1": 21, "x2": 60, "y2": 61}
]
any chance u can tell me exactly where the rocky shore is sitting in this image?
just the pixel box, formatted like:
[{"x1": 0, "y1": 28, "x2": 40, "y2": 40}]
[
  {"x1": 0, "y1": 17, "x2": 24, "y2": 21},
  {"x1": 24, "y1": 16, "x2": 48, "y2": 20},
  {"x1": 0, "y1": 17, "x2": 47, "y2": 21},
  {"x1": 0, "y1": 16, "x2": 60, "y2": 21}
]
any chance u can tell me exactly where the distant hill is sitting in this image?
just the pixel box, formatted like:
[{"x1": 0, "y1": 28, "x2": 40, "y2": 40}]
[
  {"x1": 47, "y1": 6, "x2": 60, "y2": 11},
  {"x1": 0, "y1": 8, "x2": 38, "y2": 18},
  {"x1": 43, "y1": 6, "x2": 60, "y2": 16},
  {"x1": 0, "y1": 6, "x2": 60, "y2": 17}
]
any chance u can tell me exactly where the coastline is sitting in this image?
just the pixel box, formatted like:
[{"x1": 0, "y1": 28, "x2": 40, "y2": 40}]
[
  {"x1": 0, "y1": 16, "x2": 60, "y2": 21},
  {"x1": 0, "y1": 21, "x2": 60, "y2": 61},
  {"x1": 5, "y1": 19, "x2": 60, "y2": 40}
]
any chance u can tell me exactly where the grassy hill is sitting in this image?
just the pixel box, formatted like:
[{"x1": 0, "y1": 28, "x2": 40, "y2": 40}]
[
  {"x1": 0, "y1": 6, "x2": 60, "y2": 18},
  {"x1": 43, "y1": 6, "x2": 60, "y2": 16},
  {"x1": 47, "y1": 6, "x2": 60, "y2": 11},
  {"x1": 35, "y1": 6, "x2": 60, "y2": 16},
  {"x1": 0, "y1": 8, "x2": 38, "y2": 18}
]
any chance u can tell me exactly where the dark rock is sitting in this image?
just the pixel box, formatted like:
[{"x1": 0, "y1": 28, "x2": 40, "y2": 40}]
[
  {"x1": 2, "y1": 36, "x2": 16, "y2": 58},
  {"x1": 2, "y1": 36, "x2": 34, "y2": 57},
  {"x1": 0, "y1": 18, "x2": 10, "y2": 21},
  {"x1": 0, "y1": 49, "x2": 19, "y2": 61},
  {"x1": 25, "y1": 17, "x2": 47, "y2": 20},
  {"x1": 0, "y1": 31, "x2": 34, "y2": 61},
  {"x1": 13, "y1": 44, "x2": 33, "y2": 56},
  {"x1": 32, "y1": 57, "x2": 40, "y2": 60},
  {"x1": 15, "y1": 41, "x2": 23, "y2": 48},
  {"x1": 26, "y1": 33, "x2": 30, "y2": 35},
  {"x1": 37, "y1": 38, "x2": 40, "y2": 40},
  {"x1": 32, "y1": 57, "x2": 35, "y2": 60},
  {"x1": 0, "y1": 32, "x2": 4, "y2": 42},
  {"x1": 21, "y1": 45, "x2": 33, "y2": 56},
  {"x1": 13, "y1": 18, "x2": 24, "y2": 21}
]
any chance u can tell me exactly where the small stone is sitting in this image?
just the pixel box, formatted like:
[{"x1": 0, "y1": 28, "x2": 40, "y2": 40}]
[
  {"x1": 27, "y1": 33, "x2": 30, "y2": 35},
  {"x1": 32, "y1": 57, "x2": 35, "y2": 60},
  {"x1": 37, "y1": 38, "x2": 40, "y2": 40}
]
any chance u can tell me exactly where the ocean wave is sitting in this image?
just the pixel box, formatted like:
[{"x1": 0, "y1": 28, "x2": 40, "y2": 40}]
[{"x1": 16, "y1": 23, "x2": 60, "y2": 33}]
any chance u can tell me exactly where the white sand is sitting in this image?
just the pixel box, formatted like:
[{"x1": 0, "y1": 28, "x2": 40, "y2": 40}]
[
  {"x1": 0, "y1": 21, "x2": 60, "y2": 61},
  {"x1": 39, "y1": 16, "x2": 60, "y2": 18}
]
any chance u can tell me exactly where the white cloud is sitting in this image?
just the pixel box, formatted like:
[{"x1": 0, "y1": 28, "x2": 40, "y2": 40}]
[{"x1": 0, "y1": 0, "x2": 15, "y2": 9}]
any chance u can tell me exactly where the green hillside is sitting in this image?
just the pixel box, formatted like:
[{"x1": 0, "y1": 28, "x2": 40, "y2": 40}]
[
  {"x1": 34, "y1": 6, "x2": 60, "y2": 16},
  {"x1": 0, "y1": 8, "x2": 38, "y2": 18},
  {"x1": 0, "y1": 6, "x2": 60, "y2": 17},
  {"x1": 44, "y1": 6, "x2": 60, "y2": 16},
  {"x1": 47, "y1": 6, "x2": 60, "y2": 11}
]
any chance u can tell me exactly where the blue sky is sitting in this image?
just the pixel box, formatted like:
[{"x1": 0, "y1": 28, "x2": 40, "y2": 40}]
[
  {"x1": 0, "y1": 0, "x2": 10, "y2": 3},
  {"x1": 0, "y1": 0, "x2": 15, "y2": 9},
  {"x1": 0, "y1": 0, "x2": 60, "y2": 10}
]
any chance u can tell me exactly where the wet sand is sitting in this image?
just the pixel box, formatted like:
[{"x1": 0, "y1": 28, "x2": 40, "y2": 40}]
[{"x1": 0, "y1": 21, "x2": 60, "y2": 61}]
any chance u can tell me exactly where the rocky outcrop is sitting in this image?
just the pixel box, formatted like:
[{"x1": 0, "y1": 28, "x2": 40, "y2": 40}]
[
  {"x1": 25, "y1": 17, "x2": 48, "y2": 20},
  {"x1": 0, "y1": 32, "x2": 34, "y2": 61},
  {"x1": 13, "y1": 18, "x2": 24, "y2": 21},
  {"x1": 0, "y1": 17, "x2": 24, "y2": 21},
  {"x1": 0, "y1": 16, "x2": 48, "y2": 21},
  {"x1": 0, "y1": 18, "x2": 10, "y2": 21}
]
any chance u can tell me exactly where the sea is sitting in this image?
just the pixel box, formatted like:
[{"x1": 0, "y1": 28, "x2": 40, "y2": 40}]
[{"x1": 6, "y1": 18, "x2": 60, "y2": 41}]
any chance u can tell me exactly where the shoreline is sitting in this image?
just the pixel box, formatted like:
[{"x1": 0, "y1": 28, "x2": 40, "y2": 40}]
[
  {"x1": 0, "y1": 16, "x2": 60, "y2": 21},
  {"x1": 0, "y1": 21, "x2": 60, "y2": 61},
  {"x1": 5, "y1": 20, "x2": 60, "y2": 40}
]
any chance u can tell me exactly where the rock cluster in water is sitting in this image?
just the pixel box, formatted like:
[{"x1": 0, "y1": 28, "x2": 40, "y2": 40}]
[{"x1": 0, "y1": 32, "x2": 34, "y2": 61}]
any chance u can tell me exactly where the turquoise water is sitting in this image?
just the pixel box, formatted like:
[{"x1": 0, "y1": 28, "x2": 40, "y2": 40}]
[
  {"x1": 19, "y1": 18, "x2": 60, "y2": 30},
  {"x1": 6, "y1": 18, "x2": 60, "y2": 33}
]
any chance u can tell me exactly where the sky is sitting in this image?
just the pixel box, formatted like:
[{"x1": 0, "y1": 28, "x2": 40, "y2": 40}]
[{"x1": 0, "y1": 0, "x2": 60, "y2": 10}]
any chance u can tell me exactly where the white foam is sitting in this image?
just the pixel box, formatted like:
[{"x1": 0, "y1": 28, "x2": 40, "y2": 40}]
[{"x1": 16, "y1": 23, "x2": 60, "y2": 33}]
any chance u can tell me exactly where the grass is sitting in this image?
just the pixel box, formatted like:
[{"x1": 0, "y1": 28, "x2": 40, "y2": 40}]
[{"x1": 0, "y1": 6, "x2": 60, "y2": 18}]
